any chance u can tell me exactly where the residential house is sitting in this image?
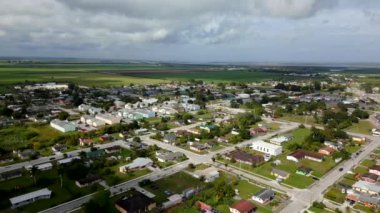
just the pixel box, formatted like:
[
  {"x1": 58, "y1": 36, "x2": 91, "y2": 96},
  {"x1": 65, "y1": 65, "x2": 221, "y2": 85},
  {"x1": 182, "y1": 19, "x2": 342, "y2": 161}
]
[
  {"x1": 196, "y1": 201, "x2": 213, "y2": 212},
  {"x1": 57, "y1": 156, "x2": 80, "y2": 165},
  {"x1": 318, "y1": 146, "x2": 336, "y2": 156},
  {"x1": 226, "y1": 150, "x2": 264, "y2": 166},
  {"x1": 119, "y1": 157, "x2": 153, "y2": 173},
  {"x1": 25, "y1": 163, "x2": 52, "y2": 171},
  {"x1": 352, "y1": 181, "x2": 380, "y2": 196},
  {"x1": 17, "y1": 149, "x2": 38, "y2": 160},
  {"x1": 229, "y1": 199, "x2": 257, "y2": 213},
  {"x1": 193, "y1": 167, "x2": 220, "y2": 183},
  {"x1": 324, "y1": 141, "x2": 343, "y2": 150},
  {"x1": 10, "y1": 188, "x2": 52, "y2": 208},
  {"x1": 269, "y1": 136, "x2": 289, "y2": 146},
  {"x1": 352, "y1": 136, "x2": 366, "y2": 144},
  {"x1": 163, "y1": 133, "x2": 176, "y2": 144},
  {"x1": 50, "y1": 119, "x2": 76, "y2": 133},
  {"x1": 369, "y1": 166, "x2": 380, "y2": 176},
  {"x1": 187, "y1": 128, "x2": 201, "y2": 135},
  {"x1": 182, "y1": 103, "x2": 201, "y2": 112},
  {"x1": 189, "y1": 143, "x2": 209, "y2": 152},
  {"x1": 360, "y1": 173, "x2": 380, "y2": 183},
  {"x1": 250, "y1": 140, "x2": 282, "y2": 156},
  {"x1": 79, "y1": 138, "x2": 94, "y2": 146},
  {"x1": 271, "y1": 168, "x2": 289, "y2": 180},
  {"x1": 88, "y1": 107, "x2": 102, "y2": 115},
  {"x1": 75, "y1": 174, "x2": 101, "y2": 188},
  {"x1": 105, "y1": 146, "x2": 122, "y2": 154},
  {"x1": 251, "y1": 188, "x2": 275, "y2": 204},
  {"x1": 51, "y1": 144, "x2": 67, "y2": 152},
  {"x1": 0, "y1": 168, "x2": 23, "y2": 181},
  {"x1": 199, "y1": 124, "x2": 216, "y2": 133},
  {"x1": 115, "y1": 190, "x2": 156, "y2": 213},
  {"x1": 286, "y1": 150, "x2": 324, "y2": 163},
  {"x1": 95, "y1": 113, "x2": 121, "y2": 125},
  {"x1": 78, "y1": 104, "x2": 91, "y2": 112},
  {"x1": 162, "y1": 194, "x2": 182, "y2": 209},
  {"x1": 156, "y1": 151, "x2": 184, "y2": 163}
]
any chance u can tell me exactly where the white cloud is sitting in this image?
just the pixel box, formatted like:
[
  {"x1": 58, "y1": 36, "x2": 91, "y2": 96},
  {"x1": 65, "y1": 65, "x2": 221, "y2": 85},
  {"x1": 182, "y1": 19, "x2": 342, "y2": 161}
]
[{"x1": 0, "y1": 0, "x2": 379, "y2": 62}]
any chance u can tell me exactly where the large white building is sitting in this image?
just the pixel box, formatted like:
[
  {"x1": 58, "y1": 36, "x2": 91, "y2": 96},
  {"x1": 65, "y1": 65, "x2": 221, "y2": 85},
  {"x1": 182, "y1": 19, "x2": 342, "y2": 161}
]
[
  {"x1": 10, "y1": 188, "x2": 52, "y2": 208},
  {"x1": 250, "y1": 140, "x2": 282, "y2": 156},
  {"x1": 95, "y1": 113, "x2": 121, "y2": 125},
  {"x1": 50, "y1": 119, "x2": 76, "y2": 133}
]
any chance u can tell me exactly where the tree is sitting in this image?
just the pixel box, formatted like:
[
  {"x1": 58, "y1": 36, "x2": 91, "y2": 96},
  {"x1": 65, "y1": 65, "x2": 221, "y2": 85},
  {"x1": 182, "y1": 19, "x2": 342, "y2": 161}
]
[
  {"x1": 30, "y1": 166, "x2": 39, "y2": 184},
  {"x1": 188, "y1": 163, "x2": 195, "y2": 170},
  {"x1": 58, "y1": 111, "x2": 70, "y2": 120},
  {"x1": 83, "y1": 191, "x2": 111, "y2": 213},
  {"x1": 133, "y1": 137, "x2": 141, "y2": 143}
]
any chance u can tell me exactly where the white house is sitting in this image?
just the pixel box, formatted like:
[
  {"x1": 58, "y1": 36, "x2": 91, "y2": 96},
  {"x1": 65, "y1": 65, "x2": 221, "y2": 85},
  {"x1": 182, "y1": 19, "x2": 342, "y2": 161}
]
[
  {"x1": 193, "y1": 167, "x2": 219, "y2": 182},
  {"x1": 50, "y1": 119, "x2": 76, "y2": 133},
  {"x1": 142, "y1": 98, "x2": 158, "y2": 105},
  {"x1": 269, "y1": 136, "x2": 289, "y2": 145},
  {"x1": 57, "y1": 156, "x2": 80, "y2": 165},
  {"x1": 88, "y1": 107, "x2": 102, "y2": 115},
  {"x1": 119, "y1": 157, "x2": 153, "y2": 173},
  {"x1": 95, "y1": 113, "x2": 121, "y2": 125},
  {"x1": 25, "y1": 163, "x2": 52, "y2": 171},
  {"x1": 10, "y1": 188, "x2": 52, "y2": 208},
  {"x1": 250, "y1": 140, "x2": 282, "y2": 156},
  {"x1": 182, "y1": 103, "x2": 201, "y2": 112},
  {"x1": 135, "y1": 109, "x2": 155, "y2": 118},
  {"x1": 78, "y1": 104, "x2": 91, "y2": 112}
]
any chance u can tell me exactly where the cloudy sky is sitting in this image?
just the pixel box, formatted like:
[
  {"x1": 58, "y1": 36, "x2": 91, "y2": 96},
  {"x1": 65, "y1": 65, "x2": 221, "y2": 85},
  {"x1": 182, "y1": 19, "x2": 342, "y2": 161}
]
[{"x1": 1, "y1": 0, "x2": 380, "y2": 63}]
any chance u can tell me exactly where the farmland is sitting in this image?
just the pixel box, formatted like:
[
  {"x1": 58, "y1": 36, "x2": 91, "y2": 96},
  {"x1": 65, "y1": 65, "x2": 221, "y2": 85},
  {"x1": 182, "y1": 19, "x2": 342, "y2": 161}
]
[{"x1": 0, "y1": 61, "x2": 312, "y2": 92}]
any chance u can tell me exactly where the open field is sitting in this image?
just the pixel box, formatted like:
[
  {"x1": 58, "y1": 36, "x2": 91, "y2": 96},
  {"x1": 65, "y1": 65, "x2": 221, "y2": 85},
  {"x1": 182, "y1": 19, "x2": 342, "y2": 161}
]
[{"x1": 346, "y1": 120, "x2": 374, "y2": 135}]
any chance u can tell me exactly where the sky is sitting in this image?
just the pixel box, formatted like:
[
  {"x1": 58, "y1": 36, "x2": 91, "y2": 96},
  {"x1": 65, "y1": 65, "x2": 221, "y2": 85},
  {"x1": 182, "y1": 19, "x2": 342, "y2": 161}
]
[{"x1": 1, "y1": 0, "x2": 380, "y2": 63}]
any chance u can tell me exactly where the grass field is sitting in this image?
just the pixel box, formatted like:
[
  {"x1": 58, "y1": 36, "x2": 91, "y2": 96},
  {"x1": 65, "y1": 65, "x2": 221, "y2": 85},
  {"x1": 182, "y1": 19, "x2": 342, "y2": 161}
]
[
  {"x1": 346, "y1": 120, "x2": 374, "y2": 135},
  {"x1": 0, "y1": 123, "x2": 61, "y2": 151}
]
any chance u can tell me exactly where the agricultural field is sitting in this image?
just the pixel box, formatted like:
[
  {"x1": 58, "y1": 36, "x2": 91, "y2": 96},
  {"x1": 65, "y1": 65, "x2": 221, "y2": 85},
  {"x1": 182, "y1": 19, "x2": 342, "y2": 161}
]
[{"x1": 0, "y1": 61, "x2": 314, "y2": 92}]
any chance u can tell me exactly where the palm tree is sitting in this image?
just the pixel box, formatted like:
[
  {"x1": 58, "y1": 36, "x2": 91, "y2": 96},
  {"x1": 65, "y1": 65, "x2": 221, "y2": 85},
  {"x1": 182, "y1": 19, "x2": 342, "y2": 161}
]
[
  {"x1": 30, "y1": 166, "x2": 39, "y2": 184},
  {"x1": 57, "y1": 166, "x2": 64, "y2": 188}
]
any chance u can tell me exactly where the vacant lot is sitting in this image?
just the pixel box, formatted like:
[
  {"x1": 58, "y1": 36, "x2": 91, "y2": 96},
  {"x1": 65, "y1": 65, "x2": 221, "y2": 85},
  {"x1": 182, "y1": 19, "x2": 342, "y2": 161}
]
[
  {"x1": 0, "y1": 123, "x2": 61, "y2": 151},
  {"x1": 142, "y1": 171, "x2": 204, "y2": 204}
]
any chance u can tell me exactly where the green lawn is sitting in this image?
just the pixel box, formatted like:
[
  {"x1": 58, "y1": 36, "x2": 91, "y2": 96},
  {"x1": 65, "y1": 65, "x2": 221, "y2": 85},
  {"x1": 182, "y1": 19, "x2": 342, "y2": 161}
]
[
  {"x1": 347, "y1": 120, "x2": 374, "y2": 135},
  {"x1": 360, "y1": 159, "x2": 375, "y2": 168},
  {"x1": 354, "y1": 203, "x2": 376, "y2": 213},
  {"x1": 324, "y1": 186, "x2": 346, "y2": 204},
  {"x1": 353, "y1": 166, "x2": 368, "y2": 174},
  {"x1": 283, "y1": 128, "x2": 311, "y2": 149}
]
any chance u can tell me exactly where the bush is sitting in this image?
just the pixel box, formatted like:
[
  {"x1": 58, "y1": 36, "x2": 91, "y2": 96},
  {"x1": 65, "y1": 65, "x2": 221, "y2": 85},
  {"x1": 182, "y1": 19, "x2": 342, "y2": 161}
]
[{"x1": 299, "y1": 124, "x2": 305, "y2": 128}]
